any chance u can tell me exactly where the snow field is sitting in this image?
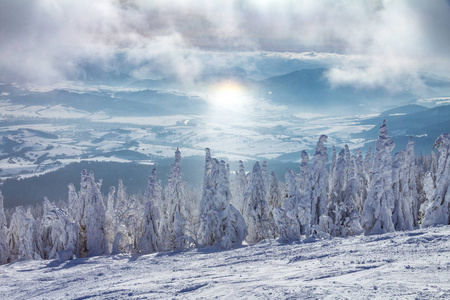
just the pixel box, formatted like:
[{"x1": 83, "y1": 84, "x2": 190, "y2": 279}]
[{"x1": 0, "y1": 225, "x2": 449, "y2": 299}]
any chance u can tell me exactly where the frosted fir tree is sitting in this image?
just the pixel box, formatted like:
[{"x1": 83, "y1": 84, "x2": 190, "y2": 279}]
[
  {"x1": 261, "y1": 161, "x2": 268, "y2": 196},
  {"x1": 392, "y1": 138, "x2": 417, "y2": 231},
  {"x1": 243, "y1": 162, "x2": 270, "y2": 244},
  {"x1": 338, "y1": 156, "x2": 363, "y2": 236},
  {"x1": 354, "y1": 149, "x2": 368, "y2": 212},
  {"x1": 107, "y1": 179, "x2": 145, "y2": 254},
  {"x1": 233, "y1": 160, "x2": 247, "y2": 214},
  {"x1": 163, "y1": 148, "x2": 189, "y2": 249},
  {"x1": 197, "y1": 148, "x2": 216, "y2": 246},
  {"x1": 114, "y1": 179, "x2": 128, "y2": 222},
  {"x1": 362, "y1": 121, "x2": 396, "y2": 234},
  {"x1": 329, "y1": 146, "x2": 337, "y2": 192},
  {"x1": 267, "y1": 172, "x2": 282, "y2": 217},
  {"x1": 310, "y1": 135, "x2": 329, "y2": 225},
  {"x1": 274, "y1": 170, "x2": 302, "y2": 241},
  {"x1": 8, "y1": 206, "x2": 25, "y2": 261},
  {"x1": 40, "y1": 197, "x2": 71, "y2": 259},
  {"x1": 80, "y1": 170, "x2": 108, "y2": 256},
  {"x1": 8, "y1": 207, "x2": 41, "y2": 260},
  {"x1": 197, "y1": 149, "x2": 247, "y2": 248},
  {"x1": 67, "y1": 183, "x2": 80, "y2": 222},
  {"x1": 105, "y1": 186, "x2": 116, "y2": 248},
  {"x1": 421, "y1": 133, "x2": 450, "y2": 227},
  {"x1": 139, "y1": 167, "x2": 161, "y2": 253},
  {"x1": 364, "y1": 147, "x2": 373, "y2": 184},
  {"x1": 328, "y1": 148, "x2": 346, "y2": 227},
  {"x1": 298, "y1": 150, "x2": 313, "y2": 237},
  {"x1": 0, "y1": 191, "x2": 10, "y2": 264}
]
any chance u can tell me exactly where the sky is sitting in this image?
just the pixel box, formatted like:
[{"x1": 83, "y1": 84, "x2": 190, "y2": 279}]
[{"x1": 1, "y1": 0, "x2": 450, "y2": 89}]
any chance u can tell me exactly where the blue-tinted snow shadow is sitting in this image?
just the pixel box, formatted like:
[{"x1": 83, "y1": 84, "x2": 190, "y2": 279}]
[{"x1": 44, "y1": 257, "x2": 93, "y2": 270}]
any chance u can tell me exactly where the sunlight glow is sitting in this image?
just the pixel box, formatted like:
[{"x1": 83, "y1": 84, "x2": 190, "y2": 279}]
[{"x1": 207, "y1": 80, "x2": 250, "y2": 111}]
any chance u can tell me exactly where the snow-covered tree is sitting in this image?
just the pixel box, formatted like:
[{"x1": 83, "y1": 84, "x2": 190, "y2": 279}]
[
  {"x1": 80, "y1": 170, "x2": 108, "y2": 256},
  {"x1": 267, "y1": 172, "x2": 282, "y2": 217},
  {"x1": 243, "y1": 162, "x2": 270, "y2": 244},
  {"x1": 392, "y1": 138, "x2": 417, "y2": 231},
  {"x1": 40, "y1": 198, "x2": 71, "y2": 259},
  {"x1": 298, "y1": 150, "x2": 313, "y2": 237},
  {"x1": 162, "y1": 148, "x2": 188, "y2": 249},
  {"x1": 8, "y1": 207, "x2": 41, "y2": 260},
  {"x1": 328, "y1": 149, "x2": 346, "y2": 226},
  {"x1": 364, "y1": 147, "x2": 373, "y2": 183},
  {"x1": 105, "y1": 186, "x2": 116, "y2": 248},
  {"x1": 354, "y1": 149, "x2": 367, "y2": 212},
  {"x1": 329, "y1": 146, "x2": 337, "y2": 192},
  {"x1": 0, "y1": 191, "x2": 10, "y2": 264},
  {"x1": 363, "y1": 121, "x2": 396, "y2": 234},
  {"x1": 311, "y1": 135, "x2": 329, "y2": 225},
  {"x1": 261, "y1": 161, "x2": 268, "y2": 195},
  {"x1": 198, "y1": 149, "x2": 247, "y2": 249},
  {"x1": 421, "y1": 133, "x2": 450, "y2": 227},
  {"x1": 233, "y1": 160, "x2": 247, "y2": 214},
  {"x1": 273, "y1": 170, "x2": 302, "y2": 241},
  {"x1": 139, "y1": 167, "x2": 161, "y2": 253},
  {"x1": 338, "y1": 156, "x2": 363, "y2": 236}
]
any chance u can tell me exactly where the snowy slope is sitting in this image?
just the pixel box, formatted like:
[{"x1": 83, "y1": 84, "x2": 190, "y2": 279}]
[{"x1": 1, "y1": 226, "x2": 449, "y2": 299}]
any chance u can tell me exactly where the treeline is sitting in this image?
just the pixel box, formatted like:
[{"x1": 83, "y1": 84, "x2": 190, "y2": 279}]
[{"x1": 0, "y1": 121, "x2": 449, "y2": 264}]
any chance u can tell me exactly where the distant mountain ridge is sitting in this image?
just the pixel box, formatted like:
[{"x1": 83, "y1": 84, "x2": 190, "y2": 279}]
[{"x1": 256, "y1": 68, "x2": 418, "y2": 113}]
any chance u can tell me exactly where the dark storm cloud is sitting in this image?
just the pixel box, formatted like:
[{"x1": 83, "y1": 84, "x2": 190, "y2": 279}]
[{"x1": 0, "y1": 0, "x2": 449, "y2": 87}]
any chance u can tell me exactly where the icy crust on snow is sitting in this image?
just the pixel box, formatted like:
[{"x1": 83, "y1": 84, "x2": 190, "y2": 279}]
[{"x1": 0, "y1": 225, "x2": 449, "y2": 299}]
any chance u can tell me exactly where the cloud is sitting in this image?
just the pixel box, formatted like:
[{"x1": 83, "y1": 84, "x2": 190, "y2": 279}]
[{"x1": 0, "y1": 0, "x2": 449, "y2": 88}]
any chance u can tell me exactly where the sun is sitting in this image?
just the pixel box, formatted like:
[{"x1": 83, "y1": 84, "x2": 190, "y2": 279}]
[{"x1": 208, "y1": 80, "x2": 250, "y2": 111}]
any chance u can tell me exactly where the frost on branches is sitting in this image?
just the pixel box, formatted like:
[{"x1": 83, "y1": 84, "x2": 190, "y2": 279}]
[
  {"x1": 243, "y1": 162, "x2": 270, "y2": 244},
  {"x1": 363, "y1": 121, "x2": 396, "y2": 235},
  {"x1": 139, "y1": 167, "x2": 161, "y2": 254},
  {"x1": 421, "y1": 133, "x2": 450, "y2": 227},
  {"x1": 0, "y1": 191, "x2": 10, "y2": 264},
  {"x1": 0, "y1": 121, "x2": 449, "y2": 266},
  {"x1": 197, "y1": 149, "x2": 247, "y2": 249}
]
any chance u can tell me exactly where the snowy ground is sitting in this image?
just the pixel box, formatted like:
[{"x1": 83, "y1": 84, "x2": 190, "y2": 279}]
[{"x1": 1, "y1": 226, "x2": 449, "y2": 299}]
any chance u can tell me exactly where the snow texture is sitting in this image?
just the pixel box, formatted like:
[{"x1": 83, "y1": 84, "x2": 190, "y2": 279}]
[{"x1": 0, "y1": 226, "x2": 449, "y2": 299}]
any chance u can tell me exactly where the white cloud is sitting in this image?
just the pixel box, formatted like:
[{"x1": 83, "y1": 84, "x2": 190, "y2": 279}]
[{"x1": 0, "y1": 0, "x2": 449, "y2": 88}]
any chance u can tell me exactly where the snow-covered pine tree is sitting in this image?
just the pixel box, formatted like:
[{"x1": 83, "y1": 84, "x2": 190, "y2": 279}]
[
  {"x1": 364, "y1": 147, "x2": 373, "y2": 184},
  {"x1": 81, "y1": 170, "x2": 108, "y2": 256},
  {"x1": 8, "y1": 207, "x2": 41, "y2": 261},
  {"x1": 105, "y1": 186, "x2": 116, "y2": 249},
  {"x1": 162, "y1": 148, "x2": 189, "y2": 250},
  {"x1": 7, "y1": 206, "x2": 25, "y2": 261},
  {"x1": 233, "y1": 160, "x2": 247, "y2": 214},
  {"x1": 197, "y1": 149, "x2": 247, "y2": 248},
  {"x1": 109, "y1": 180, "x2": 144, "y2": 254},
  {"x1": 274, "y1": 170, "x2": 302, "y2": 241},
  {"x1": 261, "y1": 161, "x2": 268, "y2": 195},
  {"x1": 298, "y1": 150, "x2": 312, "y2": 237},
  {"x1": 354, "y1": 149, "x2": 367, "y2": 212},
  {"x1": 267, "y1": 172, "x2": 282, "y2": 218},
  {"x1": 243, "y1": 162, "x2": 270, "y2": 244},
  {"x1": 67, "y1": 183, "x2": 80, "y2": 223},
  {"x1": 421, "y1": 133, "x2": 450, "y2": 227},
  {"x1": 329, "y1": 146, "x2": 337, "y2": 193},
  {"x1": 328, "y1": 148, "x2": 346, "y2": 235},
  {"x1": 392, "y1": 138, "x2": 417, "y2": 231},
  {"x1": 40, "y1": 197, "x2": 72, "y2": 259},
  {"x1": 311, "y1": 135, "x2": 329, "y2": 225},
  {"x1": 0, "y1": 191, "x2": 10, "y2": 264},
  {"x1": 139, "y1": 167, "x2": 161, "y2": 253},
  {"x1": 362, "y1": 121, "x2": 396, "y2": 234},
  {"x1": 339, "y1": 155, "x2": 363, "y2": 236}
]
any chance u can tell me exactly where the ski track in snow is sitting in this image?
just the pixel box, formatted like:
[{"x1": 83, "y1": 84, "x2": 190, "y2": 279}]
[{"x1": 1, "y1": 226, "x2": 449, "y2": 299}]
